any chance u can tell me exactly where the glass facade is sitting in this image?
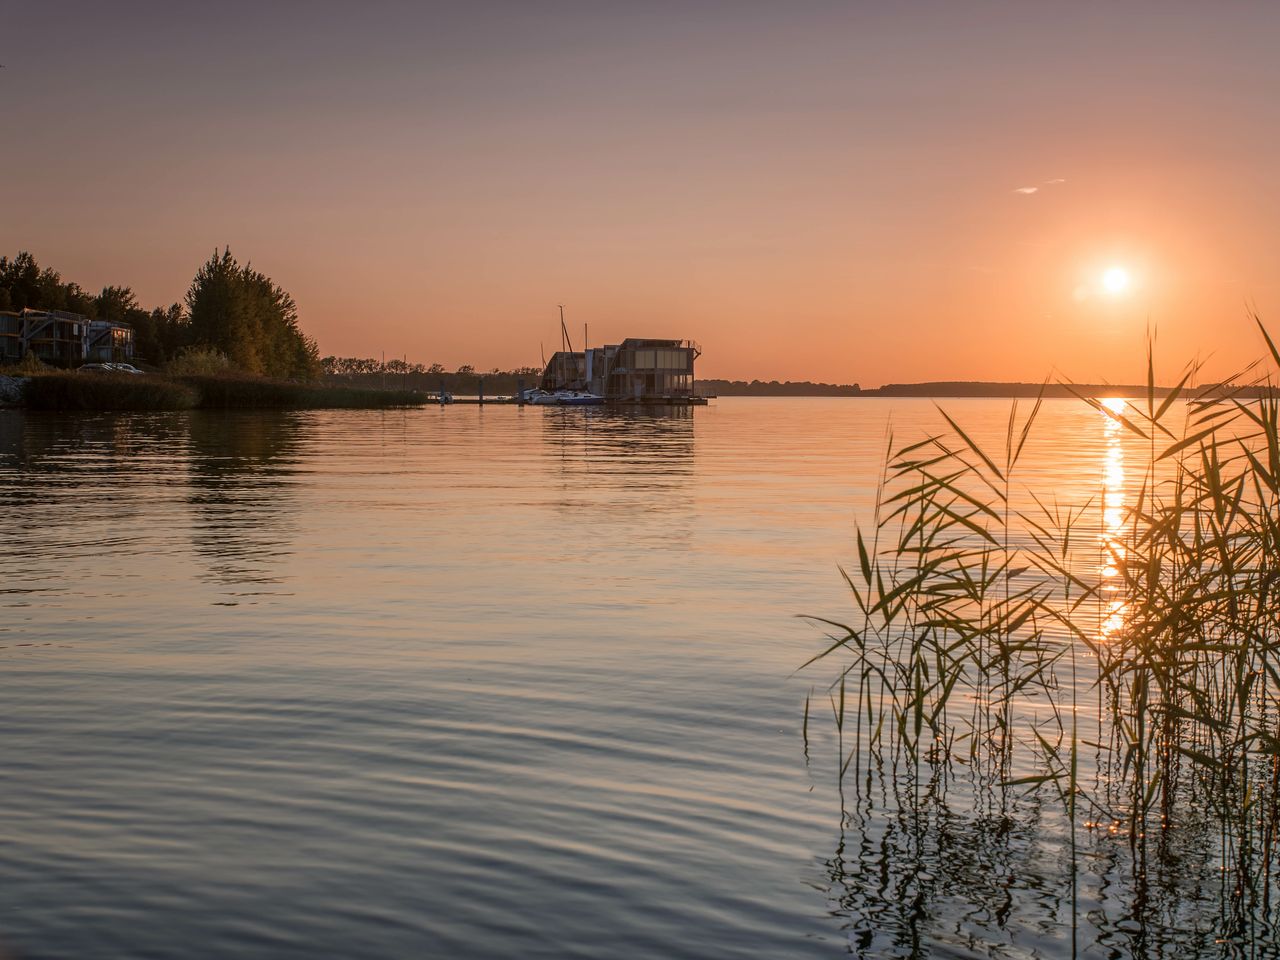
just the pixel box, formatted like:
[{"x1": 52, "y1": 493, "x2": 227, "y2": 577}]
[{"x1": 629, "y1": 348, "x2": 692, "y2": 372}]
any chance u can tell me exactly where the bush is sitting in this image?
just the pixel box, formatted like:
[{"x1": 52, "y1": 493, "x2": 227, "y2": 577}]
[
  {"x1": 164, "y1": 346, "x2": 233, "y2": 376},
  {"x1": 11, "y1": 353, "x2": 50, "y2": 375}
]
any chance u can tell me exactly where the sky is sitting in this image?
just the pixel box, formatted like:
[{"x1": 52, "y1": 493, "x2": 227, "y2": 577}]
[{"x1": 4, "y1": 1, "x2": 1280, "y2": 384}]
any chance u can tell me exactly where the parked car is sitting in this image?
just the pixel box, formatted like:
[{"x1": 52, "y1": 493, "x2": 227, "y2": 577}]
[{"x1": 78, "y1": 362, "x2": 144, "y2": 375}]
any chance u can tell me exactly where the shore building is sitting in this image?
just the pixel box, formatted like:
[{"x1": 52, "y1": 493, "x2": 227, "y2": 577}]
[
  {"x1": 0, "y1": 309, "x2": 135, "y2": 366},
  {"x1": 1, "y1": 312, "x2": 25, "y2": 363},
  {"x1": 86, "y1": 318, "x2": 136, "y2": 363},
  {"x1": 538, "y1": 337, "x2": 701, "y2": 402}
]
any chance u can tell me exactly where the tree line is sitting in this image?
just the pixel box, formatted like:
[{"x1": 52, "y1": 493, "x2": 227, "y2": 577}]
[
  {"x1": 323, "y1": 358, "x2": 544, "y2": 395},
  {"x1": 697, "y1": 378, "x2": 863, "y2": 396},
  {"x1": 322, "y1": 357, "x2": 541, "y2": 378},
  {"x1": 0, "y1": 249, "x2": 319, "y2": 379}
]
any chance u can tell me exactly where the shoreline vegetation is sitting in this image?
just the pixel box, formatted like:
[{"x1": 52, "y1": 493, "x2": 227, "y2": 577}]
[
  {"x1": 1, "y1": 250, "x2": 425, "y2": 410},
  {"x1": 10, "y1": 372, "x2": 423, "y2": 412},
  {"x1": 2, "y1": 249, "x2": 320, "y2": 377}
]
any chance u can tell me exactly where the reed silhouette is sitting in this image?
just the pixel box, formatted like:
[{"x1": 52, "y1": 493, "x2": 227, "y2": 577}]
[{"x1": 807, "y1": 316, "x2": 1280, "y2": 956}]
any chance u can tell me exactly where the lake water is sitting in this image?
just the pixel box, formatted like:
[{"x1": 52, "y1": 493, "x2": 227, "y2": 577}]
[{"x1": 0, "y1": 398, "x2": 1207, "y2": 958}]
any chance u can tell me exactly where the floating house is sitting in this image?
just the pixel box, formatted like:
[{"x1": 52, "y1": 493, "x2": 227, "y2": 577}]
[
  {"x1": 538, "y1": 337, "x2": 702, "y2": 402},
  {"x1": 0, "y1": 309, "x2": 135, "y2": 366}
]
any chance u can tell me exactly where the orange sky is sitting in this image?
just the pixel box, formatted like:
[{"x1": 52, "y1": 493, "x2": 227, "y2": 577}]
[{"x1": 5, "y1": 2, "x2": 1280, "y2": 383}]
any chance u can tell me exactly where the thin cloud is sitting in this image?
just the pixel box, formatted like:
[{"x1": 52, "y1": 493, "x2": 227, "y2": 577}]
[{"x1": 1013, "y1": 178, "x2": 1064, "y2": 196}]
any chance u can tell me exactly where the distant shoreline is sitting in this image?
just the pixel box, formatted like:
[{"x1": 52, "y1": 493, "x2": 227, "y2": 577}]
[{"x1": 699, "y1": 379, "x2": 1275, "y2": 399}]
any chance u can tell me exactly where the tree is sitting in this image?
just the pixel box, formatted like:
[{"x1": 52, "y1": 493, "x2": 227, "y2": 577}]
[
  {"x1": 0, "y1": 252, "x2": 44, "y2": 310},
  {"x1": 186, "y1": 249, "x2": 256, "y2": 371},
  {"x1": 150, "y1": 304, "x2": 189, "y2": 361},
  {"x1": 94, "y1": 286, "x2": 140, "y2": 324},
  {"x1": 185, "y1": 248, "x2": 320, "y2": 379},
  {"x1": 0, "y1": 250, "x2": 94, "y2": 317}
]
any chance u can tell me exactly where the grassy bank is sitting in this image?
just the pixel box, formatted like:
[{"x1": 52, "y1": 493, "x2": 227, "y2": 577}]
[
  {"x1": 324, "y1": 370, "x2": 532, "y2": 395},
  {"x1": 180, "y1": 375, "x2": 424, "y2": 409},
  {"x1": 21, "y1": 373, "x2": 200, "y2": 411},
  {"x1": 18, "y1": 373, "x2": 426, "y2": 411}
]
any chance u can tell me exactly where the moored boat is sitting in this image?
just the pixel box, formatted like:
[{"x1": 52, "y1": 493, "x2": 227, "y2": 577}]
[
  {"x1": 554, "y1": 391, "x2": 604, "y2": 406},
  {"x1": 524, "y1": 388, "x2": 603, "y2": 406}
]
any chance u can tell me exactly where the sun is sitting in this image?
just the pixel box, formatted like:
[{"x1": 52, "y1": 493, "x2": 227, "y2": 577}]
[{"x1": 1101, "y1": 265, "x2": 1131, "y2": 296}]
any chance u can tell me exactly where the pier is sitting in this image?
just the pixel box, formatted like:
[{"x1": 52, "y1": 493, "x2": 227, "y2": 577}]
[{"x1": 434, "y1": 396, "x2": 710, "y2": 406}]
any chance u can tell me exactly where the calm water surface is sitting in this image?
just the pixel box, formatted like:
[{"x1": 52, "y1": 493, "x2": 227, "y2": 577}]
[{"x1": 0, "y1": 399, "x2": 1153, "y2": 958}]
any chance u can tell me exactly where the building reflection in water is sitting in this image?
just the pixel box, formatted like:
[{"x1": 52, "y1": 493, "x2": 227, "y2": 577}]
[
  {"x1": 185, "y1": 411, "x2": 303, "y2": 603},
  {"x1": 537, "y1": 405, "x2": 695, "y2": 545}
]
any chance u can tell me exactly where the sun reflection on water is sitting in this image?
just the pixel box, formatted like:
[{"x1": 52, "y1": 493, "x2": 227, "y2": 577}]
[{"x1": 1099, "y1": 397, "x2": 1128, "y2": 641}]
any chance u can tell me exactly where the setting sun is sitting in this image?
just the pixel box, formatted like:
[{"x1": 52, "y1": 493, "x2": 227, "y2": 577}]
[{"x1": 1102, "y1": 266, "x2": 1132, "y2": 296}]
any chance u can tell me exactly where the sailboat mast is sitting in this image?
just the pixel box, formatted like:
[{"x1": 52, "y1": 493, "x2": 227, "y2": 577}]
[{"x1": 561, "y1": 310, "x2": 574, "y2": 353}]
